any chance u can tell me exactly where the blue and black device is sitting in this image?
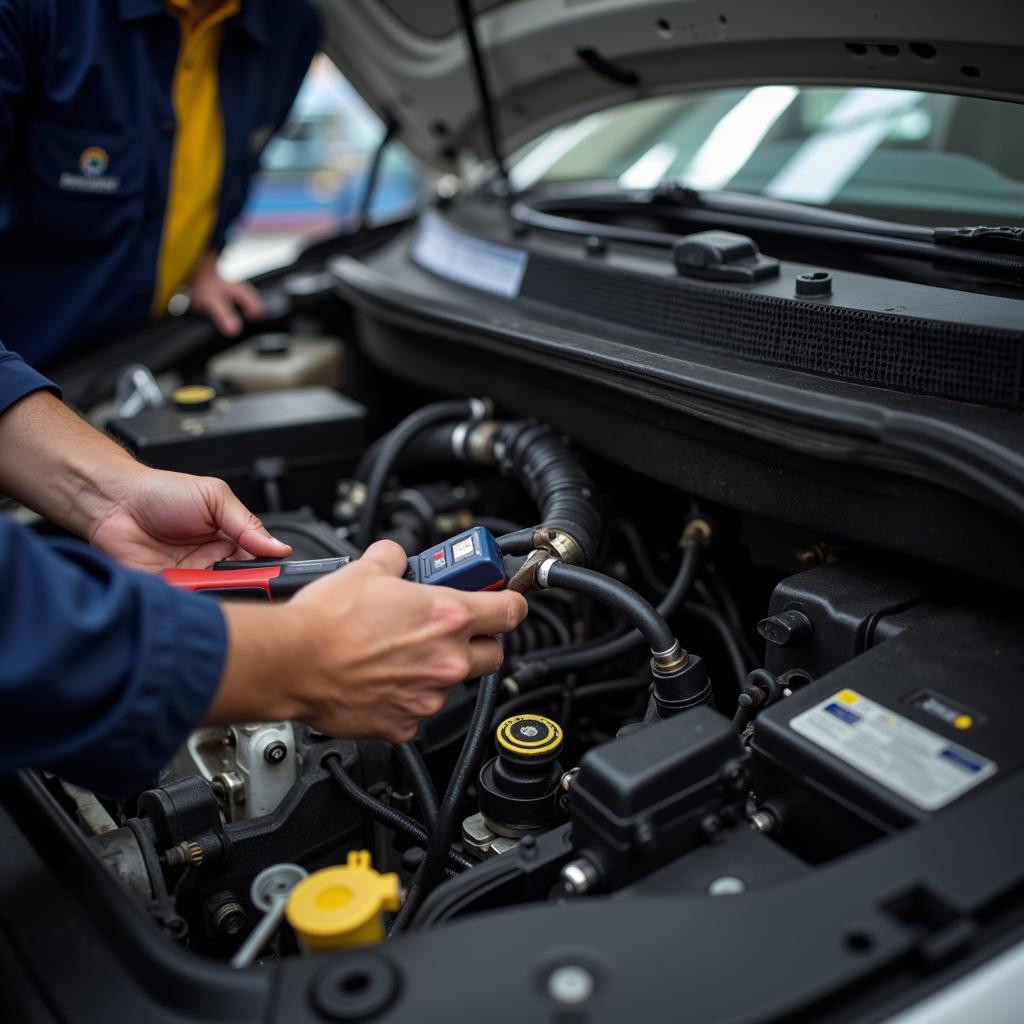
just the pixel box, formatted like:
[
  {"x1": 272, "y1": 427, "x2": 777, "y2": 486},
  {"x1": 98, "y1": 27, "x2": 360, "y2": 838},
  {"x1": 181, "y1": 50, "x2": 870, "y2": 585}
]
[{"x1": 162, "y1": 526, "x2": 508, "y2": 600}]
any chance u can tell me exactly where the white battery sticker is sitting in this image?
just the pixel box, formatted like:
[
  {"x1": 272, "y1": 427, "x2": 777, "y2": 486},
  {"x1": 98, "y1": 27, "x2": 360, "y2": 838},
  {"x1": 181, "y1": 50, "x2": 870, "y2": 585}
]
[
  {"x1": 451, "y1": 536, "x2": 476, "y2": 563},
  {"x1": 411, "y1": 211, "x2": 528, "y2": 298},
  {"x1": 789, "y1": 689, "x2": 996, "y2": 811}
]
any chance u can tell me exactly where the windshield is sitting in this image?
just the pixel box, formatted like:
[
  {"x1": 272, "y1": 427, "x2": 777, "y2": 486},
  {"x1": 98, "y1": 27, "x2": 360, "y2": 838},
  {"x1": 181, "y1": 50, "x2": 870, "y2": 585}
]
[{"x1": 510, "y1": 87, "x2": 1024, "y2": 227}]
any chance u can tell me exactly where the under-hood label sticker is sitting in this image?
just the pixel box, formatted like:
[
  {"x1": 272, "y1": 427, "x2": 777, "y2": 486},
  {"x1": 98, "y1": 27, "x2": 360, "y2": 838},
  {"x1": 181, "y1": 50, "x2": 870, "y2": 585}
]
[
  {"x1": 411, "y1": 211, "x2": 528, "y2": 298},
  {"x1": 790, "y1": 689, "x2": 995, "y2": 811}
]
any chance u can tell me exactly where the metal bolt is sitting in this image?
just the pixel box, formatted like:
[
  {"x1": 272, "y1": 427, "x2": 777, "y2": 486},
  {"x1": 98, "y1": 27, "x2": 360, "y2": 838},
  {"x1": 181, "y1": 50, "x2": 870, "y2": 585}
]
[
  {"x1": 750, "y1": 809, "x2": 778, "y2": 835},
  {"x1": 165, "y1": 840, "x2": 203, "y2": 868},
  {"x1": 547, "y1": 965, "x2": 594, "y2": 1005},
  {"x1": 560, "y1": 857, "x2": 600, "y2": 896},
  {"x1": 263, "y1": 741, "x2": 287, "y2": 765},
  {"x1": 211, "y1": 900, "x2": 246, "y2": 936},
  {"x1": 708, "y1": 876, "x2": 747, "y2": 896},
  {"x1": 560, "y1": 767, "x2": 580, "y2": 793}
]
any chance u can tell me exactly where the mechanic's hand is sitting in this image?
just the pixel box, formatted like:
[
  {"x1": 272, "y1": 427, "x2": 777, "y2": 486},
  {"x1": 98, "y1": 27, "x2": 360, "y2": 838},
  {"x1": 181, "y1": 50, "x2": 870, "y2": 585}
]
[
  {"x1": 88, "y1": 468, "x2": 292, "y2": 572},
  {"x1": 188, "y1": 248, "x2": 264, "y2": 337},
  {"x1": 211, "y1": 540, "x2": 529, "y2": 743}
]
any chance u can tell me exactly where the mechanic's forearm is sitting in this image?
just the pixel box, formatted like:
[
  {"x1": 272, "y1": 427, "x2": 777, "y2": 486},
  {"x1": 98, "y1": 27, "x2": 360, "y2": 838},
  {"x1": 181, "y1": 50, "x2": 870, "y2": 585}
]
[
  {"x1": 204, "y1": 602, "x2": 307, "y2": 726},
  {"x1": 0, "y1": 389, "x2": 139, "y2": 536}
]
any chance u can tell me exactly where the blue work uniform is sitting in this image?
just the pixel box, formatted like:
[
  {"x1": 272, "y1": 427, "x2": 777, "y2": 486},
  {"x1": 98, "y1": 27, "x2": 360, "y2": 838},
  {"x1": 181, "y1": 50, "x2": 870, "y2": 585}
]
[
  {"x1": 0, "y1": 342, "x2": 227, "y2": 795},
  {"x1": 0, "y1": 0, "x2": 319, "y2": 369}
]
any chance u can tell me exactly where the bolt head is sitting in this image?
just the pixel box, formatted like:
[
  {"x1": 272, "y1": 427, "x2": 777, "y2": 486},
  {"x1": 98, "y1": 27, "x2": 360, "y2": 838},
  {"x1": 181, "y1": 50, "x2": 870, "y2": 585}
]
[{"x1": 264, "y1": 741, "x2": 288, "y2": 765}]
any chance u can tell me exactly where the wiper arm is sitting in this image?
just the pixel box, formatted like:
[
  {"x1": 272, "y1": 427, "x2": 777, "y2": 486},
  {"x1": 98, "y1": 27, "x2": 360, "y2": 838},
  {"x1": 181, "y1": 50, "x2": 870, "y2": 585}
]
[{"x1": 512, "y1": 182, "x2": 1024, "y2": 280}]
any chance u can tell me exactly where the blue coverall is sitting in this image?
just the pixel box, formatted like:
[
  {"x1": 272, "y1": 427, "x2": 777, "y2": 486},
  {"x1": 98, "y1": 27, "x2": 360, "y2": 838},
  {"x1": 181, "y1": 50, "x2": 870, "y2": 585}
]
[{"x1": 0, "y1": 342, "x2": 227, "y2": 795}]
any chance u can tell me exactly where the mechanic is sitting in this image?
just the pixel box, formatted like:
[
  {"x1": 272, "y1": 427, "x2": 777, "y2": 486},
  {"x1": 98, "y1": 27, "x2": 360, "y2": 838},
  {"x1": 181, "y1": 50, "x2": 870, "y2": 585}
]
[
  {"x1": 0, "y1": 343, "x2": 528, "y2": 795},
  {"x1": 0, "y1": 0, "x2": 320, "y2": 367}
]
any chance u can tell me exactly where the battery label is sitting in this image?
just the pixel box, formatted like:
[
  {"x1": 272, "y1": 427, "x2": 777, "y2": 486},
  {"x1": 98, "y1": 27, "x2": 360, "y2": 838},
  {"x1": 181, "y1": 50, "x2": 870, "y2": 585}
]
[{"x1": 789, "y1": 689, "x2": 996, "y2": 811}]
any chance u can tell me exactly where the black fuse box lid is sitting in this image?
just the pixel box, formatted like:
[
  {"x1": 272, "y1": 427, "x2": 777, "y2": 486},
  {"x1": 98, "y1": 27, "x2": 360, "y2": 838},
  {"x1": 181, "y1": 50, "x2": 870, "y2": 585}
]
[{"x1": 752, "y1": 607, "x2": 1024, "y2": 831}]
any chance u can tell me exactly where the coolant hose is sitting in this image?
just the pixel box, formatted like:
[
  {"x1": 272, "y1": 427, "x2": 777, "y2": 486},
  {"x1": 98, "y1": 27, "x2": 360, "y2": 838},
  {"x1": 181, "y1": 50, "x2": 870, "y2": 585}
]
[
  {"x1": 536, "y1": 540, "x2": 700, "y2": 679},
  {"x1": 357, "y1": 399, "x2": 482, "y2": 544},
  {"x1": 389, "y1": 673, "x2": 501, "y2": 934},
  {"x1": 492, "y1": 422, "x2": 602, "y2": 567},
  {"x1": 541, "y1": 562, "x2": 676, "y2": 655}
]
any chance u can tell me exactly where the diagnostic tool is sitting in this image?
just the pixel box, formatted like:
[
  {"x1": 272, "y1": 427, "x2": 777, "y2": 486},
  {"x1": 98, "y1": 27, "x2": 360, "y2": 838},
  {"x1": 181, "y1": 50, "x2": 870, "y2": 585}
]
[{"x1": 161, "y1": 526, "x2": 507, "y2": 601}]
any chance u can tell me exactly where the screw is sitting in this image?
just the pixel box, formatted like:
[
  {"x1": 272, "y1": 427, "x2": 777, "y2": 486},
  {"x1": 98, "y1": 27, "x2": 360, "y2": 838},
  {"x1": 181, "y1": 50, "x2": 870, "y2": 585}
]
[
  {"x1": 547, "y1": 965, "x2": 594, "y2": 1005},
  {"x1": 211, "y1": 900, "x2": 246, "y2": 936},
  {"x1": 708, "y1": 876, "x2": 746, "y2": 896},
  {"x1": 750, "y1": 809, "x2": 778, "y2": 834},
  {"x1": 263, "y1": 741, "x2": 288, "y2": 765},
  {"x1": 560, "y1": 767, "x2": 580, "y2": 793},
  {"x1": 165, "y1": 840, "x2": 203, "y2": 868}
]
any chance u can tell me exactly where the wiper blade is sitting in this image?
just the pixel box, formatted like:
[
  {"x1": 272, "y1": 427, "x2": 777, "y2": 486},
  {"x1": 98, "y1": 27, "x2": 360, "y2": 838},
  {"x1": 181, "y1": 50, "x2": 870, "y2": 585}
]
[
  {"x1": 933, "y1": 225, "x2": 1024, "y2": 253},
  {"x1": 513, "y1": 182, "x2": 1024, "y2": 281}
]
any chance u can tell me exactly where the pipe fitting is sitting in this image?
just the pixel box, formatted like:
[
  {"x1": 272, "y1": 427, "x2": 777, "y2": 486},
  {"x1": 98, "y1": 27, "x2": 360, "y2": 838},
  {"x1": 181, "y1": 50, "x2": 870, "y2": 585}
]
[
  {"x1": 532, "y1": 527, "x2": 585, "y2": 566},
  {"x1": 651, "y1": 639, "x2": 687, "y2": 672},
  {"x1": 681, "y1": 517, "x2": 714, "y2": 549},
  {"x1": 535, "y1": 557, "x2": 561, "y2": 590}
]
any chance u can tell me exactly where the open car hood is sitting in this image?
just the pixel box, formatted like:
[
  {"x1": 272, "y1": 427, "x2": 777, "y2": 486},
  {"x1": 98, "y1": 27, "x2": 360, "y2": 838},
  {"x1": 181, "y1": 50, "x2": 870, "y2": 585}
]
[{"x1": 316, "y1": 0, "x2": 1024, "y2": 170}]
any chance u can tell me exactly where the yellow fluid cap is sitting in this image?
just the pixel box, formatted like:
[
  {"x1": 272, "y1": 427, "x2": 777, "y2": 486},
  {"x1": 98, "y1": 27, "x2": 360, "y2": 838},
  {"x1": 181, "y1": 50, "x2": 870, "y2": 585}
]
[
  {"x1": 286, "y1": 851, "x2": 400, "y2": 953},
  {"x1": 172, "y1": 384, "x2": 217, "y2": 411},
  {"x1": 496, "y1": 714, "x2": 564, "y2": 758}
]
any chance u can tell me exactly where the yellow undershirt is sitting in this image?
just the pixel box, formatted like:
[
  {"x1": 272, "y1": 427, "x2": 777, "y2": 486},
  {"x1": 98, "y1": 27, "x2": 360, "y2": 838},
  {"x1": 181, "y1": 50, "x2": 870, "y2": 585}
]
[{"x1": 153, "y1": 0, "x2": 241, "y2": 316}]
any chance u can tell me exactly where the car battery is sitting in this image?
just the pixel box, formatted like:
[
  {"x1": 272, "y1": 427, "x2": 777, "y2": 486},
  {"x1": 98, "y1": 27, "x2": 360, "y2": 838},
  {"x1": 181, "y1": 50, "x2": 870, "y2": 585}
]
[
  {"x1": 108, "y1": 385, "x2": 367, "y2": 514},
  {"x1": 751, "y1": 607, "x2": 1024, "y2": 861}
]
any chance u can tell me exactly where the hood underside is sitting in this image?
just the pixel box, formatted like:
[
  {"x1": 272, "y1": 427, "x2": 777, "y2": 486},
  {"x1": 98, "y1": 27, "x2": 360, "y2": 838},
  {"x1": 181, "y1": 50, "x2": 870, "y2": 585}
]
[{"x1": 316, "y1": 0, "x2": 1024, "y2": 170}]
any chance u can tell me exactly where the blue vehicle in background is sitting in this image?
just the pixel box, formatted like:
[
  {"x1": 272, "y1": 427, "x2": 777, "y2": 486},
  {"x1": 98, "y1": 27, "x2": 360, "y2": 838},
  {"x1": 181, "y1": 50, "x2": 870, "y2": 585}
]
[{"x1": 238, "y1": 57, "x2": 426, "y2": 238}]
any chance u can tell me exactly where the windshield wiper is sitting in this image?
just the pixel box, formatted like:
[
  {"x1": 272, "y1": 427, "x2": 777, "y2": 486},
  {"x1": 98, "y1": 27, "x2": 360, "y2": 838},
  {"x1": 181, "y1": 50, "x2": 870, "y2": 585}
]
[{"x1": 510, "y1": 182, "x2": 1024, "y2": 280}]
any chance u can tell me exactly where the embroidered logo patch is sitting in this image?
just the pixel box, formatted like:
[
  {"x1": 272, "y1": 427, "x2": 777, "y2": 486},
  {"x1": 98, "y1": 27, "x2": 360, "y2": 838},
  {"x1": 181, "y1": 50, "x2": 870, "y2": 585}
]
[
  {"x1": 59, "y1": 146, "x2": 121, "y2": 194},
  {"x1": 79, "y1": 146, "x2": 109, "y2": 177}
]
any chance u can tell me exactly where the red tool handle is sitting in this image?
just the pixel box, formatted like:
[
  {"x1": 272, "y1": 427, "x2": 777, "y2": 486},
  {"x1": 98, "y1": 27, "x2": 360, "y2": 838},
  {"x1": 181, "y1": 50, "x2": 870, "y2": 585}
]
[{"x1": 161, "y1": 564, "x2": 283, "y2": 600}]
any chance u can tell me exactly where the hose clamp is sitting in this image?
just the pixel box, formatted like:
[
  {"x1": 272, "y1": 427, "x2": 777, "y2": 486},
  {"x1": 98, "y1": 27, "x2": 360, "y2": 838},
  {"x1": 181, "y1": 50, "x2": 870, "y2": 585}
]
[
  {"x1": 532, "y1": 528, "x2": 585, "y2": 566},
  {"x1": 535, "y1": 557, "x2": 561, "y2": 590}
]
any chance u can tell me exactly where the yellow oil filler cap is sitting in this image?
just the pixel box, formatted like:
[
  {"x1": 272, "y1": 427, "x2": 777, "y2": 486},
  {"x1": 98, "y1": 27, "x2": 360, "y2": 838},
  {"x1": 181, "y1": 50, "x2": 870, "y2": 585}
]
[
  {"x1": 171, "y1": 384, "x2": 217, "y2": 412},
  {"x1": 286, "y1": 851, "x2": 400, "y2": 952}
]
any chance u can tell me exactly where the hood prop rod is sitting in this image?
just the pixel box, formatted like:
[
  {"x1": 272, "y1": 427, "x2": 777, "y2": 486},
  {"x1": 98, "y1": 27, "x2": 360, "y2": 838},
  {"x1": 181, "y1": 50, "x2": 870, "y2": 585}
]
[
  {"x1": 355, "y1": 111, "x2": 399, "y2": 235},
  {"x1": 456, "y1": 0, "x2": 510, "y2": 195}
]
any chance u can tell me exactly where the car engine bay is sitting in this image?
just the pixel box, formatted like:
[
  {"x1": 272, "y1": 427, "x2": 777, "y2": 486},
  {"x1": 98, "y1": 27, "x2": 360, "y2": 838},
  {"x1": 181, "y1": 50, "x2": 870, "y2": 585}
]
[{"x1": 4, "y1": 187, "x2": 1024, "y2": 1022}]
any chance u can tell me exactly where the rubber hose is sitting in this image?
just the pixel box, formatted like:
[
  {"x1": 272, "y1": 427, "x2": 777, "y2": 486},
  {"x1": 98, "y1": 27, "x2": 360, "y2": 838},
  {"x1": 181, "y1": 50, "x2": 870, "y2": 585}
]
[
  {"x1": 390, "y1": 673, "x2": 500, "y2": 934},
  {"x1": 493, "y1": 422, "x2": 602, "y2": 566},
  {"x1": 357, "y1": 399, "x2": 479, "y2": 544},
  {"x1": 394, "y1": 743, "x2": 439, "y2": 828},
  {"x1": 545, "y1": 563, "x2": 676, "y2": 653},
  {"x1": 537, "y1": 542, "x2": 700, "y2": 679},
  {"x1": 325, "y1": 757, "x2": 474, "y2": 873}
]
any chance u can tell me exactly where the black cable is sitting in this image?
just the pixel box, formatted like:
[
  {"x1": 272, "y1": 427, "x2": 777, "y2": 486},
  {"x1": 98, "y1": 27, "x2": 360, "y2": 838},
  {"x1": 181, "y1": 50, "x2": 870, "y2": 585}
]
[
  {"x1": 472, "y1": 516, "x2": 524, "y2": 536},
  {"x1": 358, "y1": 399, "x2": 479, "y2": 545},
  {"x1": 325, "y1": 757, "x2": 474, "y2": 873},
  {"x1": 390, "y1": 672, "x2": 500, "y2": 934},
  {"x1": 683, "y1": 601, "x2": 749, "y2": 692},
  {"x1": 544, "y1": 562, "x2": 675, "y2": 652},
  {"x1": 702, "y1": 567, "x2": 759, "y2": 667},
  {"x1": 608, "y1": 519, "x2": 672, "y2": 597},
  {"x1": 492, "y1": 674, "x2": 649, "y2": 727},
  {"x1": 526, "y1": 596, "x2": 572, "y2": 649},
  {"x1": 394, "y1": 743, "x2": 439, "y2": 828}
]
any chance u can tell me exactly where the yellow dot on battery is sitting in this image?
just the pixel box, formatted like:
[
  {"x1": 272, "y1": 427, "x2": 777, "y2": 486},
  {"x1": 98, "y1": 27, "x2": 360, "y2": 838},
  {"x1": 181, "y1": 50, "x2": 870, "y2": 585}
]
[
  {"x1": 953, "y1": 714, "x2": 974, "y2": 730},
  {"x1": 837, "y1": 689, "x2": 860, "y2": 705}
]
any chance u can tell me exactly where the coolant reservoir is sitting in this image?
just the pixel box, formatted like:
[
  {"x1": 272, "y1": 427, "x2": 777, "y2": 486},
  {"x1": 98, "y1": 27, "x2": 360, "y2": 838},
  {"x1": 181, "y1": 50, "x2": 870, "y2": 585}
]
[{"x1": 207, "y1": 332, "x2": 343, "y2": 393}]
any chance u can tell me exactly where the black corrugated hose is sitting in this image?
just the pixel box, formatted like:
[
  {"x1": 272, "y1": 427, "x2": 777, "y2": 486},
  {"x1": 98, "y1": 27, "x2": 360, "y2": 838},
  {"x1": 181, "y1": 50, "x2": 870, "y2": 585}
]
[
  {"x1": 389, "y1": 672, "x2": 501, "y2": 935},
  {"x1": 493, "y1": 421, "x2": 602, "y2": 567}
]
